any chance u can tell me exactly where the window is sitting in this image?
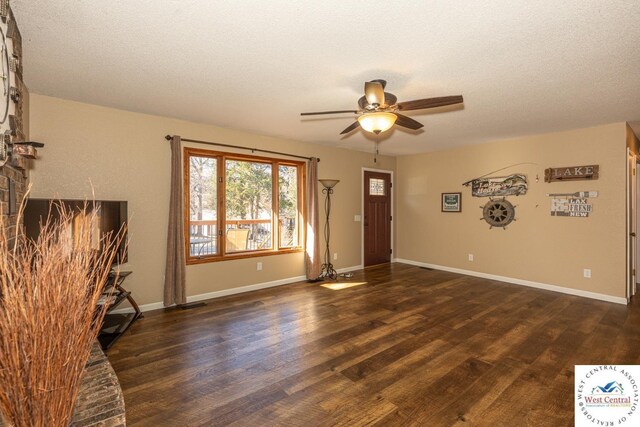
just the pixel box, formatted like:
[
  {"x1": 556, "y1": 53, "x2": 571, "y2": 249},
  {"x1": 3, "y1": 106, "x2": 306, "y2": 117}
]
[
  {"x1": 369, "y1": 178, "x2": 386, "y2": 196},
  {"x1": 184, "y1": 148, "x2": 305, "y2": 263},
  {"x1": 279, "y1": 165, "x2": 299, "y2": 248}
]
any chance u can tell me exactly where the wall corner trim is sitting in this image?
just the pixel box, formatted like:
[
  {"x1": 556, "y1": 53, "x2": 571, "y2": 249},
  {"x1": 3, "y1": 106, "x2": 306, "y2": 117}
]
[
  {"x1": 394, "y1": 258, "x2": 628, "y2": 305},
  {"x1": 112, "y1": 264, "x2": 364, "y2": 314}
]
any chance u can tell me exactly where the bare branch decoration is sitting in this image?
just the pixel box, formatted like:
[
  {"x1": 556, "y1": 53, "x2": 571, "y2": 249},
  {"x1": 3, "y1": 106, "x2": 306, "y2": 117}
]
[{"x1": 0, "y1": 190, "x2": 127, "y2": 427}]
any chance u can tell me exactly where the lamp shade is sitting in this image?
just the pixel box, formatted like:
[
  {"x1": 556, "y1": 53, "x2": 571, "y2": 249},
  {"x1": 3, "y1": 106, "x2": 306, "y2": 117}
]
[
  {"x1": 357, "y1": 112, "x2": 397, "y2": 134},
  {"x1": 319, "y1": 179, "x2": 340, "y2": 189}
]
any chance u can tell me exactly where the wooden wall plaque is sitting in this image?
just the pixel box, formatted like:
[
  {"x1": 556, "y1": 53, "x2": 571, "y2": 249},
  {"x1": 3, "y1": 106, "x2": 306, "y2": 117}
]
[{"x1": 544, "y1": 165, "x2": 599, "y2": 182}]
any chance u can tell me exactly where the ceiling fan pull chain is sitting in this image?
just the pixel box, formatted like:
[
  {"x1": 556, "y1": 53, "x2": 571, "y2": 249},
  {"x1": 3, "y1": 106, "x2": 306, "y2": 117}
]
[{"x1": 374, "y1": 139, "x2": 379, "y2": 163}]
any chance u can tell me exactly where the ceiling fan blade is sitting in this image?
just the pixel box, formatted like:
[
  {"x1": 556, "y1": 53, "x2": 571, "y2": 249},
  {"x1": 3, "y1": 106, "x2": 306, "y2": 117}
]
[
  {"x1": 301, "y1": 110, "x2": 359, "y2": 116},
  {"x1": 340, "y1": 121, "x2": 361, "y2": 135},
  {"x1": 394, "y1": 113, "x2": 424, "y2": 130},
  {"x1": 364, "y1": 81, "x2": 385, "y2": 106},
  {"x1": 359, "y1": 92, "x2": 397, "y2": 110},
  {"x1": 397, "y1": 95, "x2": 464, "y2": 111}
]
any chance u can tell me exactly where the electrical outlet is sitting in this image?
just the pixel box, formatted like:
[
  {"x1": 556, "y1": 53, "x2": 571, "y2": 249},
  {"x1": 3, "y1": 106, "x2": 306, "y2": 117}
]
[
  {"x1": 354, "y1": 215, "x2": 361, "y2": 222},
  {"x1": 333, "y1": 253, "x2": 338, "y2": 260},
  {"x1": 468, "y1": 254, "x2": 474, "y2": 261},
  {"x1": 583, "y1": 269, "x2": 591, "y2": 278},
  {"x1": 257, "y1": 262, "x2": 263, "y2": 271}
]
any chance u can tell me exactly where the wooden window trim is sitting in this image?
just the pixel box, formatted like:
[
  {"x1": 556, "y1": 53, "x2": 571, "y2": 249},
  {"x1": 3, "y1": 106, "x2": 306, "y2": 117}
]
[{"x1": 184, "y1": 147, "x2": 306, "y2": 265}]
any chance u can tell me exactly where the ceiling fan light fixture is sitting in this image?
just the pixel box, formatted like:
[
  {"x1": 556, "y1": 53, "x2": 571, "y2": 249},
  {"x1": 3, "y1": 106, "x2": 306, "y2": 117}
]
[
  {"x1": 357, "y1": 112, "x2": 397, "y2": 134},
  {"x1": 300, "y1": 80, "x2": 462, "y2": 135}
]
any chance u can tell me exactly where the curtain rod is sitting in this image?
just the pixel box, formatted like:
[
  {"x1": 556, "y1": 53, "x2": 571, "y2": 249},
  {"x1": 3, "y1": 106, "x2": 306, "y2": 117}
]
[{"x1": 165, "y1": 135, "x2": 319, "y2": 162}]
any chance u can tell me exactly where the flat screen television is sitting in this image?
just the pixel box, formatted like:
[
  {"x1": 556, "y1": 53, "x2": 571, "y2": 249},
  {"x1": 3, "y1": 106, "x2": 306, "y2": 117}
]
[{"x1": 23, "y1": 198, "x2": 128, "y2": 265}]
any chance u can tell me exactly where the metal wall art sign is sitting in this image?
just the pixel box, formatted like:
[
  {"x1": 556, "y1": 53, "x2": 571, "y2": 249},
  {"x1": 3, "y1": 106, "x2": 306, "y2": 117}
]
[
  {"x1": 547, "y1": 191, "x2": 598, "y2": 217},
  {"x1": 464, "y1": 174, "x2": 527, "y2": 197},
  {"x1": 544, "y1": 165, "x2": 599, "y2": 182}
]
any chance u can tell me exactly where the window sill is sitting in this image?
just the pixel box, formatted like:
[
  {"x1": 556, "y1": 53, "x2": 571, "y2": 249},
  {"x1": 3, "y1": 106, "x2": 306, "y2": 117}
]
[{"x1": 186, "y1": 247, "x2": 304, "y2": 265}]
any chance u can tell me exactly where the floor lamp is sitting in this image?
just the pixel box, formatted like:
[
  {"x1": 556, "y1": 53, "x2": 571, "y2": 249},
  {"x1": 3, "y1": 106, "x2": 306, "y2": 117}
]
[{"x1": 319, "y1": 179, "x2": 339, "y2": 280}]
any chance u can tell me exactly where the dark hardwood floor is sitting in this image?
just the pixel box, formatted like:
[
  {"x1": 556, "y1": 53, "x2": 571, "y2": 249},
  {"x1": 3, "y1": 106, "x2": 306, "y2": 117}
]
[{"x1": 107, "y1": 263, "x2": 640, "y2": 426}]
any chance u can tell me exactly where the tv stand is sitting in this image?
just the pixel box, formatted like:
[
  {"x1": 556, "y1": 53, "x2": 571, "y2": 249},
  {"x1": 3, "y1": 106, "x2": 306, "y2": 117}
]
[{"x1": 98, "y1": 270, "x2": 142, "y2": 351}]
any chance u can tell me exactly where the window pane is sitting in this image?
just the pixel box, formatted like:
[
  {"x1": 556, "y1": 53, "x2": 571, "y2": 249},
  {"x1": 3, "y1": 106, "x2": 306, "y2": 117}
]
[
  {"x1": 225, "y1": 159, "x2": 273, "y2": 252},
  {"x1": 189, "y1": 156, "x2": 218, "y2": 256},
  {"x1": 279, "y1": 165, "x2": 298, "y2": 248},
  {"x1": 369, "y1": 178, "x2": 385, "y2": 196}
]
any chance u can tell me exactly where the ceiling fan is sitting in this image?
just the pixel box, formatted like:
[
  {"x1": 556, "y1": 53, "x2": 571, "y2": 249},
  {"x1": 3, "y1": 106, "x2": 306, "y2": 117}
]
[{"x1": 301, "y1": 79, "x2": 463, "y2": 135}]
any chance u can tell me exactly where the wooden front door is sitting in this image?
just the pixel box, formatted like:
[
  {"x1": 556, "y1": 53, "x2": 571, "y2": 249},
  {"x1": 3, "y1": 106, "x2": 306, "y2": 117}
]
[{"x1": 364, "y1": 171, "x2": 391, "y2": 267}]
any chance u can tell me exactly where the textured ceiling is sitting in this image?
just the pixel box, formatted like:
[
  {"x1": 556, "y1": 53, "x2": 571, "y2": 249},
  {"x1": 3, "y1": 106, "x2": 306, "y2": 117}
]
[{"x1": 13, "y1": 1, "x2": 640, "y2": 155}]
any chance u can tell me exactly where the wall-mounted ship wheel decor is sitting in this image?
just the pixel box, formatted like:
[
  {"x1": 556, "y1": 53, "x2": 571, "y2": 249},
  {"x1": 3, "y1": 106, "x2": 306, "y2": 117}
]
[
  {"x1": 0, "y1": 5, "x2": 38, "y2": 172},
  {"x1": 481, "y1": 197, "x2": 516, "y2": 229}
]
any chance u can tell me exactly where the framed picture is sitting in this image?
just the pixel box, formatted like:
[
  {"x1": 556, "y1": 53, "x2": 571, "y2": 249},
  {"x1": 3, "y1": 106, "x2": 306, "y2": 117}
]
[{"x1": 442, "y1": 192, "x2": 461, "y2": 212}]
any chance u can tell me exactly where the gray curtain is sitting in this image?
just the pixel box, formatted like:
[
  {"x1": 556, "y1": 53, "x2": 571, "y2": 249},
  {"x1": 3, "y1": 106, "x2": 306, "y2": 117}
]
[
  {"x1": 164, "y1": 135, "x2": 187, "y2": 306},
  {"x1": 305, "y1": 158, "x2": 321, "y2": 280}
]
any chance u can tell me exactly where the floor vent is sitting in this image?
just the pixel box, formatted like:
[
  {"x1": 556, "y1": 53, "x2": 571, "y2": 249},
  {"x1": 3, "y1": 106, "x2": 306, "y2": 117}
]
[{"x1": 420, "y1": 267, "x2": 434, "y2": 271}]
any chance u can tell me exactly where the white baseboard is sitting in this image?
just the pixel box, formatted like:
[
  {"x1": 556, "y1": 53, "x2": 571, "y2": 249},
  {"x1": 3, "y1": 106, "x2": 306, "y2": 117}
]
[
  {"x1": 395, "y1": 258, "x2": 628, "y2": 305},
  {"x1": 118, "y1": 301, "x2": 164, "y2": 313},
  {"x1": 112, "y1": 264, "x2": 363, "y2": 313},
  {"x1": 337, "y1": 264, "x2": 363, "y2": 273}
]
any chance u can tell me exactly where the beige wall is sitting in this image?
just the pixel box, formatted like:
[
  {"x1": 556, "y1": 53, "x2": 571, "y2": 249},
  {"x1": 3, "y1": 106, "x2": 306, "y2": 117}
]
[
  {"x1": 396, "y1": 123, "x2": 627, "y2": 299},
  {"x1": 28, "y1": 94, "x2": 395, "y2": 306},
  {"x1": 28, "y1": 93, "x2": 628, "y2": 304}
]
